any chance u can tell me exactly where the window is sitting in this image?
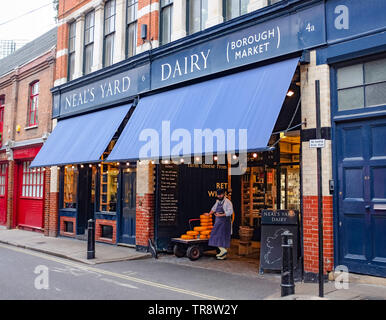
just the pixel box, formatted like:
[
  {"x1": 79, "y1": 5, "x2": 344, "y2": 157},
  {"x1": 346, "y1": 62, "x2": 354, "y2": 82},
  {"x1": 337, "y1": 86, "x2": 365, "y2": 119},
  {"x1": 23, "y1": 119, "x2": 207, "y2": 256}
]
[
  {"x1": 68, "y1": 22, "x2": 76, "y2": 80},
  {"x1": 101, "y1": 224, "x2": 113, "y2": 239},
  {"x1": 21, "y1": 161, "x2": 44, "y2": 199},
  {"x1": 28, "y1": 81, "x2": 39, "y2": 126},
  {"x1": 0, "y1": 96, "x2": 4, "y2": 146},
  {"x1": 84, "y1": 10, "x2": 95, "y2": 75},
  {"x1": 63, "y1": 166, "x2": 78, "y2": 209},
  {"x1": 224, "y1": 0, "x2": 248, "y2": 21},
  {"x1": 100, "y1": 163, "x2": 119, "y2": 212},
  {"x1": 188, "y1": 0, "x2": 208, "y2": 34},
  {"x1": 160, "y1": 0, "x2": 173, "y2": 45},
  {"x1": 64, "y1": 221, "x2": 74, "y2": 233},
  {"x1": 0, "y1": 164, "x2": 7, "y2": 196},
  {"x1": 269, "y1": 0, "x2": 282, "y2": 5},
  {"x1": 127, "y1": 0, "x2": 138, "y2": 58},
  {"x1": 104, "y1": 0, "x2": 116, "y2": 67},
  {"x1": 337, "y1": 58, "x2": 386, "y2": 111}
]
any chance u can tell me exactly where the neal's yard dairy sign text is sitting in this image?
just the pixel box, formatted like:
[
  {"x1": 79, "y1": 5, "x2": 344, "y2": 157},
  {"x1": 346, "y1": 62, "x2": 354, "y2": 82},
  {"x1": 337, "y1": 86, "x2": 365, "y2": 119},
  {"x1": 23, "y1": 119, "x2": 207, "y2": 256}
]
[
  {"x1": 53, "y1": 64, "x2": 150, "y2": 117},
  {"x1": 151, "y1": 2, "x2": 325, "y2": 89}
]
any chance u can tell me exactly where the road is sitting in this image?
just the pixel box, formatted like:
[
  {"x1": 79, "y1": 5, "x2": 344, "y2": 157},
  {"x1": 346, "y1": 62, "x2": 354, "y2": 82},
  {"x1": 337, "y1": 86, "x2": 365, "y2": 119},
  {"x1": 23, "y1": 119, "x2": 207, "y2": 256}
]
[{"x1": 0, "y1": 243, "x2": 280, "y2": 300}]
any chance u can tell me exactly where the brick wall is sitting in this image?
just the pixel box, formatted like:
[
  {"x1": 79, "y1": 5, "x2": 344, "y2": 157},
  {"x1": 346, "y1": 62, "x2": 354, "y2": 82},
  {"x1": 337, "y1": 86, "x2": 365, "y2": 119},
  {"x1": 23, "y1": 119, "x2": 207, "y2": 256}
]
[
  {"x1": 302, "y1": 195, "x2": 334, "y2": 275},
  {"x1": 95, "y1": 219, "x2": 117, "y2": 244},
  {"x1": 300, "y1": 50, "x2": 334, "y2": 278},
  {"x1": 136, "y1": 193, "x2": 155, "y2": 248}
]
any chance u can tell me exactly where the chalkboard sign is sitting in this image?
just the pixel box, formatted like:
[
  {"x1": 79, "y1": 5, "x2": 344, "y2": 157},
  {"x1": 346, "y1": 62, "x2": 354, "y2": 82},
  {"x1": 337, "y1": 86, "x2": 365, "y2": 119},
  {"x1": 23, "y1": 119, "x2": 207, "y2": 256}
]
[
  {"x1": 159, "y1": 164, "x2": 179, "y2": 226},
  {"x1": 261, "y1": 209, "x2": 299, "y2": 225},
  {"x1": 259, "y1": 210, "x2": 299, "y2": 272}
]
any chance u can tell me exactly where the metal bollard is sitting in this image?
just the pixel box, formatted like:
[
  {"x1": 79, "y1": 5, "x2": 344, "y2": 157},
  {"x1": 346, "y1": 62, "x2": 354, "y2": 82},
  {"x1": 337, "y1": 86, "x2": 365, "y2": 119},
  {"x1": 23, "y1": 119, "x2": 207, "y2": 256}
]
[
  {"x1": 87, "y1": 219, "x2": 95, "y2": 259},
  {"x1": 281, "y1": 230, "x2": 295, "y2": 297}
]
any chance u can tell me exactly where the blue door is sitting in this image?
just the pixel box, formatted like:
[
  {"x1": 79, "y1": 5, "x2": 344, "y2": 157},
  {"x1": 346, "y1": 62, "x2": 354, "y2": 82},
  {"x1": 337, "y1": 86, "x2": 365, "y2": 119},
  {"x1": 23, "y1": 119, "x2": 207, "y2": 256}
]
[
  {"x1": 119, "y1": 169, "x2": 136, "y2": 245},
  {"x1": 336, "y1": 117, "x2": 386, "y2": 277}
]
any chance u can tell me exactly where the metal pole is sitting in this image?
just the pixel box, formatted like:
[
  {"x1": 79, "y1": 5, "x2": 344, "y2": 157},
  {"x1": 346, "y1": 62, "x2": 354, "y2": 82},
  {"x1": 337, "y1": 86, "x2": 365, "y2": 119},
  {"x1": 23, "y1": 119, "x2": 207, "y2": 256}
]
[
  {"x1": 315, "y1": 80, "x2": 324, "y2": 297},
  {"x1": 281, "y1": 231, "x2": 295, "y2": 297},
  {"x1": 87, "y1": 219, "x2": 95, "y2": 259}
]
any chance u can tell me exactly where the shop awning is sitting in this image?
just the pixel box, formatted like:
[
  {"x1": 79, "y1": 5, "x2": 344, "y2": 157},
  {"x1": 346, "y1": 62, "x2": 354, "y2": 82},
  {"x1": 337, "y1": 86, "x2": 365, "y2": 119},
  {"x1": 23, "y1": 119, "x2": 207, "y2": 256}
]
[
  {"x1": 30, "y1": 104, "x2": 131, "y2": 167},
  {"x1": 107, "y1": 57, "x2": 299, "y2": 162}
]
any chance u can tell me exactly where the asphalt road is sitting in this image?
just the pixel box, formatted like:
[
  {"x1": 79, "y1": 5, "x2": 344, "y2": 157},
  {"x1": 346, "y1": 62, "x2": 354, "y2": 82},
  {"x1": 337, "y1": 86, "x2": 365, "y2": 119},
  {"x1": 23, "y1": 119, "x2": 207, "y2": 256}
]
[{"x1": 0, "y1": 243, "x2": 280, "y2": 300}]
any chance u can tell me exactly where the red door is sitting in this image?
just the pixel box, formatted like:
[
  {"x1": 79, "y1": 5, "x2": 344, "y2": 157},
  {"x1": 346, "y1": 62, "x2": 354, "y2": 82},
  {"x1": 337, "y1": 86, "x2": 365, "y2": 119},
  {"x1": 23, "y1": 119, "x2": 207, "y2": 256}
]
[
  {"x1": 16, "y1": 161, "x2": 44, "y2": 230},
  {"x1": 0, "y1": 163, "x2": 8, "y2": 225}
]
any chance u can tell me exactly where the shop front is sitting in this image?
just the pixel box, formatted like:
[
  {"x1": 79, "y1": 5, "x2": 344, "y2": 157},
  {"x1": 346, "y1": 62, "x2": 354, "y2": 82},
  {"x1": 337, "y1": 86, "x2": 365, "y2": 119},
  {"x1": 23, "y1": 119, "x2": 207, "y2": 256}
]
[{"x1": 34, "y1": 0, "x2": 386, "y2": 277}]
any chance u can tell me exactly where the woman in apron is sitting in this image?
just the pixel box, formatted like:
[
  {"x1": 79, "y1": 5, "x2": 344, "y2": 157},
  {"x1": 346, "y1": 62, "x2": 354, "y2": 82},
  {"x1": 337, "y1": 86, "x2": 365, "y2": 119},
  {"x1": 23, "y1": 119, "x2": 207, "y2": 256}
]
[{"x1": 205, "y1": 189, "x2": 234, "y2": 260}]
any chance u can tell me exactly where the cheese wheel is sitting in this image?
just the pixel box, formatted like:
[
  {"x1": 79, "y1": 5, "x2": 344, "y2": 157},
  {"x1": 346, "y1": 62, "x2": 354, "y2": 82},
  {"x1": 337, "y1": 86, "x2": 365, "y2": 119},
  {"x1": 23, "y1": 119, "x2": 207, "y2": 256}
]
[
  {"x1": 181, "y1": 234, "x2": 194, "y2": 240},
  {"x1": 200, "y1": 222, "x2": 213, "y2": 226},
  {"x1": 201, "y1": 230, "x2": 211, "y2": 235},
  {"x1": 200, "y1": 235, "x2": 208, "y2": 240},
  {"x1": 200, "y1": 218, "x2": 212, "y2": 222},
  {"x1": 186, "y1": 231, "x2": 199, "y2": 236},
  {"x1": 194, "y1": 226, "x2": 207, "y2": 232},
  {"x1": 200, "y1": 214, "x2": 211, "y2": 219}
]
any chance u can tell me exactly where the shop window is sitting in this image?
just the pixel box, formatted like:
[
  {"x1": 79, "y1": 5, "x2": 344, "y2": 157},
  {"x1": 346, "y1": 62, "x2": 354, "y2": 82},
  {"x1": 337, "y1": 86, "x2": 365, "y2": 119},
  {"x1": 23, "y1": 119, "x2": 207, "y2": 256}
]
[
  {"x1": 28, "y1": 81, "x2": 39, "y2": 126},
  {"x1": 63, "y1": 166, "x2": 78, "y2": 209},
  {"x1": 104, "y1": 0, "x2": 116, "y2": 67},
  {"x1": 100, "y1": 163, "x2": 119, "y2": 212},
  {"x1": 0, "y1": 95, "x2": 4, "y2": 146},
  {"x1": 223, "y1": 0, "x2": 248, "y2": 21},
  {"x1": 160, "y1": 0, "x2": 173, "y2": 45},
  {"x1": 101, "y1": 224, "x2": 113, "y2": 239},
  {"x1": 64, "y1": 221, "x2": 74, "y2": 233},
  {"x1": 84, "y1": 10, "x2": 95, "y2": 75},
  {"x1": 337, "y1": 57, "x2": 386, "y2": 111},
  {"x1": 21, "y1": 162, "x2": 44, "y2": 199},
  {"x1": 127, "y1": 0, "x2": 138, "y2": 58},
  {"x1": 187, "y1": 0, "x2": 208, "y2": 35},
  {"x1": 0, "y1": 164, "x2": 7, "y2": 196},
  {"x1": 268, "y1": 0, "x2": 282, "y2": 5},
  {"x1": 68, "y1": 22, "x2": 76, "y2": 80}
]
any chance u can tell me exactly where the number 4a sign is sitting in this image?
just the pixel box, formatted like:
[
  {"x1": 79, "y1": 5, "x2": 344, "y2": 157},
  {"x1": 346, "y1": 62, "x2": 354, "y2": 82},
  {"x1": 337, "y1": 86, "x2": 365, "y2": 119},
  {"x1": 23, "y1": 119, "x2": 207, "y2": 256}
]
[{"x1": 309, "y1": 139, "x2": 326, "y2": 148}]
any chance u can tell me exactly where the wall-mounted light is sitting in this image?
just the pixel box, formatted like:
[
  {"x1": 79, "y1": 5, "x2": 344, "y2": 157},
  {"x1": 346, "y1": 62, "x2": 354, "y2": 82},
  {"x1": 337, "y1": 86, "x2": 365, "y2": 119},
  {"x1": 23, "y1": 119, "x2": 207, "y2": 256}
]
[
  {"x1": 253, "y1": 153, "x2": 258, "y2": 158},
  {"x1": 287, "y1": 90, "x2": 295, "y2": 97}
]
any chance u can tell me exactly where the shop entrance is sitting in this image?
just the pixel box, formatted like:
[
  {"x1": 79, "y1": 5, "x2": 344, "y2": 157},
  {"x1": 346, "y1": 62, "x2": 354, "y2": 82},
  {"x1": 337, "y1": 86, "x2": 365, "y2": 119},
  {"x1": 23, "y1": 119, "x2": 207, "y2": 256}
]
[
  {"x1": 76, "y1": 166, "x2": 96, "y2": 236},
  {"x1": 16, "y1": 161, "x2": 44, "y2": 230},
  {"x1": 118, "y1": 168, "x2": 136, "y2": 245},
  {"x1": 336, "y1": 116, "x2": 386, "y2": 277},
  {"x1": 0, "y1": 163, "x2": 7, "y2": 225}
]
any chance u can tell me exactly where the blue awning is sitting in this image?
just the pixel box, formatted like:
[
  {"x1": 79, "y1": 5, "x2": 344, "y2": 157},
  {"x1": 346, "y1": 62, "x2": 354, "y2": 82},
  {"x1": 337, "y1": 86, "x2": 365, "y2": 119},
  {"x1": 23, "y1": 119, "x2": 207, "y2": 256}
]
[
  {"x1": 30, "y1": 104, "x2": 131, "y2": 167},
  {"x1": 107, "y1": 57, "x2": 299, "y2": 162}
]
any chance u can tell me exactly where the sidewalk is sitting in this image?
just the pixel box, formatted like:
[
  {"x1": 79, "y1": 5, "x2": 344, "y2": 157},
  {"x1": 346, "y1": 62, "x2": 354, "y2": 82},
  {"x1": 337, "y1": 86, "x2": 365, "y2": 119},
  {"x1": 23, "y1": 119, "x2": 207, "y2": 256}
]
[
  {"x1": 265, "y1": 279, "x2": 386, "y2": 300},
  {"x1": 0, "y1": 228, "x2": 151, "y2": 265}
]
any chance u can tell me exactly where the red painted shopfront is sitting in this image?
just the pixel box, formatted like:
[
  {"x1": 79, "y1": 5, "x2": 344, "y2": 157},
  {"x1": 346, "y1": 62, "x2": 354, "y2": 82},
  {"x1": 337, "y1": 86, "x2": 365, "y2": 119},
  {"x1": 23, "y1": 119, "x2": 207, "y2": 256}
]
[{"x1": 13, "y1": 146, "x2": 45, "y2": 231}]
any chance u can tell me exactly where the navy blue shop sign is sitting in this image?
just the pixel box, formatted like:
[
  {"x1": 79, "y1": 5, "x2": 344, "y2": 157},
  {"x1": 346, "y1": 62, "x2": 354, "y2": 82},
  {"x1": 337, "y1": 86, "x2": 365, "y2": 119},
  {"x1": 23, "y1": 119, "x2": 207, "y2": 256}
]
[
  {"x1": 151, "y1": 2, "x2": 325, "y2": 89},
  {"x1": 53, "y1": 64, "x2": 150, "y2": 118},
  {"x1": 326, "y1": 0, "x2": 386, "y2": 43}
]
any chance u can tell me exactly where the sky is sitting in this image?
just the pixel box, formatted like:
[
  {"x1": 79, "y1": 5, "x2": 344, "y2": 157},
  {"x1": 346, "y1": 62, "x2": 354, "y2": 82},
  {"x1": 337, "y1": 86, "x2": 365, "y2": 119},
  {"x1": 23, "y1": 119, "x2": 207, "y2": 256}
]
[{"x1": 0, "y1": 0, "x2": 57, "y2": 43}]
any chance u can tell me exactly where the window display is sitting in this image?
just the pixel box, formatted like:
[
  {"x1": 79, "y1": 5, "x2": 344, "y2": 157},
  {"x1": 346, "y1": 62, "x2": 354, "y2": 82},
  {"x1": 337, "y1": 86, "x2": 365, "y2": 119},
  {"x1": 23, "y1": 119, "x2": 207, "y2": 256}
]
[{"x1": 63, "y1": 166, "x2": 78, "y2": 208}]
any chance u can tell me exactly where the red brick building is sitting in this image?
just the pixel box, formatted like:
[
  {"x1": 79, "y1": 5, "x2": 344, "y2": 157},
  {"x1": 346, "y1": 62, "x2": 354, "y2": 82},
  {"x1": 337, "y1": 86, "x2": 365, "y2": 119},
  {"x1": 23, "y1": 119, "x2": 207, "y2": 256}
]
[{"x1": 0, "y1": 28, "x2": 57, "y2": 235}]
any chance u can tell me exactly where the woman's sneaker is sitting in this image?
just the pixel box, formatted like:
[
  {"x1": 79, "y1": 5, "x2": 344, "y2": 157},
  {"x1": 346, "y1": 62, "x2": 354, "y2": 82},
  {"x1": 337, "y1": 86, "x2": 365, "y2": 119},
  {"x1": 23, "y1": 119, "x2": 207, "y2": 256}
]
[{"x1": 216, "y1": 248, "x2": 228, "y2": 259}]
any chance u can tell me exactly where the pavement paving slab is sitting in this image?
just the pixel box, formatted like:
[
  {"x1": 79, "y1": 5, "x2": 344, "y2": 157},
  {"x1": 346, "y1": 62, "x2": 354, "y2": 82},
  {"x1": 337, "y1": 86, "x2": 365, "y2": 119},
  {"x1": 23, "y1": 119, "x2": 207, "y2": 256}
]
[{"x1": 0, "y1": 229, "x2": 151, "y2": 264}]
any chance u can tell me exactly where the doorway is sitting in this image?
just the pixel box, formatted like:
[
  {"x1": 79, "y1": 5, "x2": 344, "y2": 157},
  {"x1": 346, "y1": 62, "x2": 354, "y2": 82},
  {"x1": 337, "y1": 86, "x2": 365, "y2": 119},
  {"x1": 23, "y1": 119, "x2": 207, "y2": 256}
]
[
  {"x1": 336, "y1": 116, "x2": 386, "y2": 277},
  {"x1": 16, "y1": 161, "x2": 44, "y2": 230},
  {"x1": 118, "y1": 168, "x2": 136, "y2": 245},
  {"x1": 76, "y1": 166, "x2": 96, "y2": 236}
]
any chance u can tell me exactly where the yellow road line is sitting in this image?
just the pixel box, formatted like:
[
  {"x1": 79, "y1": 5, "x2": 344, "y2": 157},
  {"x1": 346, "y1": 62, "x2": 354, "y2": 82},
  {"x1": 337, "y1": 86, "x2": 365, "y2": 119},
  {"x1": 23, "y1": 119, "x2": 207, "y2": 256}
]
[{"x1": 0, "y1": 243, "x2": 223, "y2": 300}]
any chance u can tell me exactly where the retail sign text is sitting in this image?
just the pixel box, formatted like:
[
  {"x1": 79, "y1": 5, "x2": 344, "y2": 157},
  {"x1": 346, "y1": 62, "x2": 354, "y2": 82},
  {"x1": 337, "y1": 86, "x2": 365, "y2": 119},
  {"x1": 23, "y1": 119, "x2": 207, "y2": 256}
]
[
  {"x1": 53, "y1": 64, "x2": 150, "y2": 117},
  {"x1": 151, "y1": 1, "x2": 325, "y2": 89}
]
